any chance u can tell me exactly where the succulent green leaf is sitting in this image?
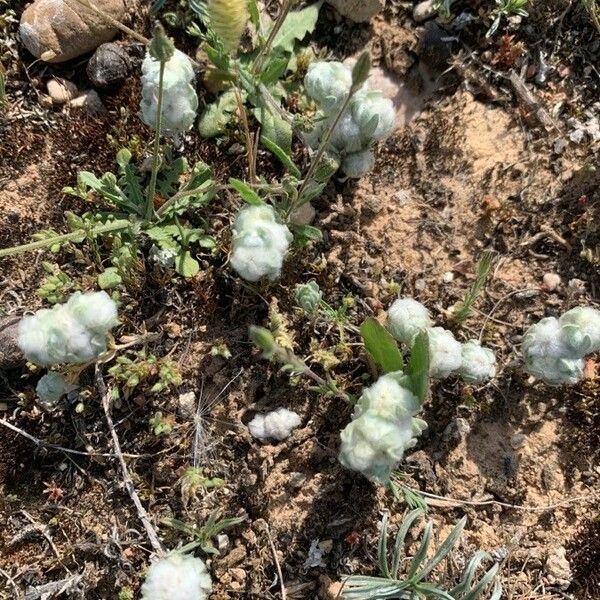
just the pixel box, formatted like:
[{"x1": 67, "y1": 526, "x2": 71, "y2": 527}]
[{"x1": 360, "y1": 317, "x2": 404, "y2": 374}]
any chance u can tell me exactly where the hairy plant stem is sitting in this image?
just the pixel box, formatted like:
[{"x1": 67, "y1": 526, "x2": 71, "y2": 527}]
[
  {"x1": 234, "y1": 84, "x2": 257, "y2": 184},
  {"x1": 252, "y1": 0, "x2": 294, "y2": 75},
  {"x1": 294, "y1": 87, "x2": 358, "y2": 212},
  {"x1": 146, "y1": 61, "x2": 166, "y2": 221},
  {"x1": 0, "y1": 220, "x2": 131, "y2": 258},
  {"x1": 281, "y1": 349, "x2": 351, "y2": 403}
]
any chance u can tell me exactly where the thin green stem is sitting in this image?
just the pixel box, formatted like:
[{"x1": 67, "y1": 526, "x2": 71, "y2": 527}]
[
  {"x1": 294, "y1": 88, "x2": 357, "y2": 212},
  {"x1": 146, "y1": 60, "x2": 166, "y2": 221},
  {"x1": 155, "y1": 183, "x2": 222, "y2": 218},
  {"x1": 0, "y1": 220, "x2": 131, "y2": 258},
  {"x1": 252, "y1": 0, "x2": 293, "y2": 75}
]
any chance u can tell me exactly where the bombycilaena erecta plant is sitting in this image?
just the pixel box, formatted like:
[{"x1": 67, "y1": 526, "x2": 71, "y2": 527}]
[
  {"x1": 522, "y1": 306, "x2": 600, "y2": 385},
  {"x1": 338, "y1": 371, "x2": 427, "y2": 484},
  {"x1": 248, "y1": 407, "x2": 301, "y2": 441},
  {"x1": 230, "y1": 204, "x2": 292, "y2": 281},
  {"x1": 207, "y1": 0, "x2": 249, "y2": 55},
  {"x1": 342, "y1": 510, "x2": 502, "y2": 600},
  {"x1": 303, "y1": 57, "x2": 396, "y2": 179},
  {"x1": 386, "y1": 297, "x2": 497, "y2": 384},
  {"x1": 18, "y1": 291, "x2": 118, "y2": 366},
  {"x1": 141, "y1": 553, "x2": 212, "y2": 600}
]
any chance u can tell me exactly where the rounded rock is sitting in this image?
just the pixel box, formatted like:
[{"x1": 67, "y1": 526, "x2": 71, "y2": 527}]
[
  {"x1": 542, "y1": 272, "x2": 561, "y2": 291},
  {"x1": 86, "y1": 42, "x2": 131, "y2": 88},
  {"x1": 46, "y1": 77, "x2": 78, "y2": 105},
  {"x1": 19, "y1": 0, "x2": 126, "y2": 63},
  {"x1": 326, "y1": 0, "x2": 384, "y2": 22}
]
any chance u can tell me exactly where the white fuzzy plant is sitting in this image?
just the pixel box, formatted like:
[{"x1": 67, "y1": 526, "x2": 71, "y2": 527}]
[
  {"x1": 140, "y1": 48, "x2": 198, "y2": 135},
  {"x1": 248, "y1": 407, "x2": 301, "y2": 441},
  {"x1": 386, "y1": 298, "x2": 497, "y2": 383},
  {"x1": 230, "y1": 204, "x2": 292, "y2": 282},
  {"x1": 18, "y1": 291, "x2": 118, "y2": 367},
  {"x1": 339, "y1": 372, "x2": 427, "y2": 484},
  {"x1": 141, "y1": 553, "x2": 212, "y2": 600},
  {"x1": 304, "y1": 61, "x2": 396, "y2": 178},
  {"x1": 522, "y1": 306, "x2": 600, "y2": 385}
]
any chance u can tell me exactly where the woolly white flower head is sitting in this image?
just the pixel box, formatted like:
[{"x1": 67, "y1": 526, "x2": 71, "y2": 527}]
[
  {"x1": 230, "y1": 205, "x2": 292, "y2": 282},
  {"x1": 304, "y1": 61, "x2": 352, "y2": 112},
  {"x1": 459, "y1": 340, "x2": 496, "y2": 384},
  {"x1": 559, "y1": 306, "x2": 600, "y2": 356},
  {"x1": 386, "y1": 298, "x2": 433, "y2": 345},
  {"x1": 329, "y1": 111, "x2": 364, "y2": 154},
  {"x1": 339, "y1": 411, "x2": 426, "y2": 484},
  {"x1": 66, "y1": 291, "x2": 118, "y2": 334},
  {"x1": 354, "y1": 371, "x2": 419, "y2": 422},
  {"x1": 427, "y1": 327, "x2": 462, "y2": 379},
  {"x1": 140, "y1": 49, "x2": 198, "y2": 134},
  {"x1": 341, "y1": 149, "x2": 375, "y2": 178},
  {"x1": 248, "y1": 407, "x2": 301, "y2": 441},
  {"x1": 522, "y1": 317, "x2": 584, "y2": 386},
  {"x1": 141, "y1": 553, "x2": 212, "y2": 600},
  {"x1": 351, "y1": 89, "x2": 396, "y2": 141},
  {"x1": 36, "y1": 372, "x2": 76, "y2": 409},
  {"x1": 142, "y1": 49, "x2": 195, "y2": 89},
  {"x1": 17, "y1": 292, "x2": 118, "y2": 366}
]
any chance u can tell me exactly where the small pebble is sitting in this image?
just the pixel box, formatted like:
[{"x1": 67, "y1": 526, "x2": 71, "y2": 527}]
[
  {"x1": 46, "y1": 77, "x2": 78, "y2": 105},
  {"x1": 69, "y1": 90, "x2": 105, "y2": 116},
  {"x1": 542, "y1": 272, "x2": 561, "y2": 291},
  {"x1": 442, "y1": 271, "x2": 454, "y2": 283}
]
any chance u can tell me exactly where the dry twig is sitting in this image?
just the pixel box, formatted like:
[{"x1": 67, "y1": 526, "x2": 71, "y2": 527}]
[{"x1": 95, "y1": 366, "x2": 164, "y2": 556}]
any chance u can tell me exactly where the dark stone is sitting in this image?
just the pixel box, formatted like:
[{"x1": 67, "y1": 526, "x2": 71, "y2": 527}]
[
  {"x1": 0, "y1": 316, "x2": 24, "y2": 368},
  {"x1": 86, "y1": 42, "x2": 131, "y2": 89}
]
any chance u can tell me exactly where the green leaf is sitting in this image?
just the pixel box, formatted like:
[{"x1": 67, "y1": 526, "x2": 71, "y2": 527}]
[
  {"x1": 229, "y1": 177, "x2": 264, "y2": 205},
  {"x1": 253, "y1": 97, "x2": 293, "y2": 154},
  {"x1": 248, "y1": 0, "x2": 260, "y2": 30},
  {"x1": 262, "y1": 137, "x2": 301, "y2": 177},
  {"x1": 360, "y1": 317, "x2": 404, "y2": 374},
  {"x1": 98, "y1": 267, "x2": 122, "y2": 289},
  {"x1": 290, "y1": 224, "x2": 322, "y2": 247},
  {"x1": 272, "y1": 0, "x2": 323, "y2": 53},
  {"x1": 198, "y1": 89, "x2": 238, "y2": 138},
  {"x1": 116, "y1": 148, "x2": 145, "y2": 214},
  {"x1": 405, "y1": 331, "x2": 430, "y2": 403},
  {"x1": 176, "y1": 250, "x2": 200, "y2": 277}
]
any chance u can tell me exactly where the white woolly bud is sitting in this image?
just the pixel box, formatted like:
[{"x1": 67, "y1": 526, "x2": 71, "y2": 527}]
[
  {"x1": 459, "y1": 340, "x2": 496, "y2": 383},
  {"x1": 149, "y1": 245, "x2": 178, "y2": 268},
  {"x1": 66, "y1": 291, "x2": 118, "y2": 334},
  {"x1": 140, "y1": 50, "x2": 198, "y2": 134},
  {"x1": 427, "y1": 327, "x2": 462, "y2": 379},
  {"x1": 328, "y1": 111, "x2": 364, "y2": 154},
  {"x1": 248, "y1": 408, "x2": 301, "y2": 441},
  {"x1": 386, "y1": 298, "x2": 433, "y2": 345},
  {"x1": 17, "y1": 292, "x2": 118, "y2": 366},
  {"x1": 36, "y1": 372, "x2": 76, "y2": 409},
  {"x1": 522, "y1": 317, "x2": 584, "y2": 386},
  {"x1": 230, "y1": 205, "x2": 292, "y2": 282},
  {"x1": 351, "y1": 89, "x2": 396, "y2": 141},
  {"x1": 142, "y1": 49, "x2": 195, "y2": 89},
  {"x1": 354, "y1": 372, "x2": 419, "y2": 422},
  {"x1": 141, "y1": 553, "x2": 212, "y2": 600},
  {"x1": 304, "y1": 61, "x2": 352, "y2": 112},
  {"x1": 339, "y1": 372, "x2": 427, "y2": 484},
  {"x1": 341, "y1": 149, "x2": 375, "y2": 178},
  {"x1": 559, "y1": 306, "x2": 600, "y2": 356},
  {"x1": 339, "y1": 411, "x2": 425, "y2": 484}
]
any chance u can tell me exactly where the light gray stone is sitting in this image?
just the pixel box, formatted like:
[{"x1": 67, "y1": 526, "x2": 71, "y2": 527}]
[
  {"x1": 19, "y1": 0, "x2": 126, "y2": 63},
  {"x1": 326, "y1": 0, "x2": 384, "y2": 22}
]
